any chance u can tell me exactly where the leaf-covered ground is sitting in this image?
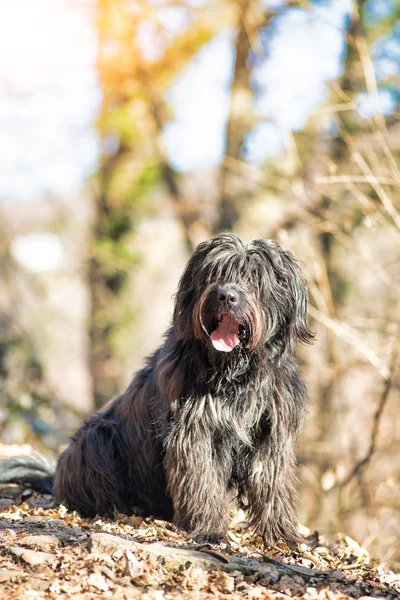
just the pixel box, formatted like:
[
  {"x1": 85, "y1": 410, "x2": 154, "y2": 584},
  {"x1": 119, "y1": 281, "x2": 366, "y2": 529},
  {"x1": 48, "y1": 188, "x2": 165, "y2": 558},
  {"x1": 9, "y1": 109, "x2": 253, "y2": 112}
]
[{"x1": 0, "y1": 446, "x2": 399, "y2": 600}]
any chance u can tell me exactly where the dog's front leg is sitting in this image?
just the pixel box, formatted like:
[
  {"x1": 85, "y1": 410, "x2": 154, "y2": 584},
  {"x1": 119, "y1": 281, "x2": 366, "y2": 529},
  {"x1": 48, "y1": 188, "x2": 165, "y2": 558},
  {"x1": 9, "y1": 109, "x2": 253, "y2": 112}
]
[
  {"x1": 246, "y1": 433, "x2": 301, "y2": 545},
  {"x1": 165, "y1": 417, "x2": 231, "y2": 539}
]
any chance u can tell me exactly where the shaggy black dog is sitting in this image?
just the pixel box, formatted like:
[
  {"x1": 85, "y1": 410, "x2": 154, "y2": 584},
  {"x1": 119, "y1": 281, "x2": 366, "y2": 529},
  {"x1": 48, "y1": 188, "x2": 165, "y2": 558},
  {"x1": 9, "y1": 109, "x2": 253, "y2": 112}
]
[{"x1": 0, "y1": 233, "x2": 313, "y2": 543}]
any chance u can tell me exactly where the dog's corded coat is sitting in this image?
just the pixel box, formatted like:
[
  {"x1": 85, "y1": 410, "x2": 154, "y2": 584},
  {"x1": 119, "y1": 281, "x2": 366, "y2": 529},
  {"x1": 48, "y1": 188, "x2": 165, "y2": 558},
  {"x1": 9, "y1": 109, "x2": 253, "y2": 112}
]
[{"x1": 0, "y1": 234, "x2": 313, "y2": 543}]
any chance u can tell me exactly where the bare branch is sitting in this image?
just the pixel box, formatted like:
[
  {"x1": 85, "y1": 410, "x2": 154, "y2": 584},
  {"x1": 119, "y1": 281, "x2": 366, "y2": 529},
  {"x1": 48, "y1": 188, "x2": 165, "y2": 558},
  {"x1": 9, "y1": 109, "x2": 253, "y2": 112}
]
[
  {"x1": 339, "y1": 127, "x2": 400, "y2": 231},
  {"x1": 338, "y1": 329, "x2": 400, "y2": 488},
  {"x1": 315, "y1": 175, "x2": 400, "y2": 187},
  {"x1": 308, "y1": 306, "x2": 390, "y2": 380}
]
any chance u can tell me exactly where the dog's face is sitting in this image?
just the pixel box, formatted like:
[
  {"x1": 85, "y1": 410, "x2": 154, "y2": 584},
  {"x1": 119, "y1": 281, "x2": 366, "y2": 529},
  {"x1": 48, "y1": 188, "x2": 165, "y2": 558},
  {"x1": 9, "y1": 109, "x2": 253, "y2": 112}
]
[{"x1": 174, "y1": 233, "x2": 313, "y2": 359}]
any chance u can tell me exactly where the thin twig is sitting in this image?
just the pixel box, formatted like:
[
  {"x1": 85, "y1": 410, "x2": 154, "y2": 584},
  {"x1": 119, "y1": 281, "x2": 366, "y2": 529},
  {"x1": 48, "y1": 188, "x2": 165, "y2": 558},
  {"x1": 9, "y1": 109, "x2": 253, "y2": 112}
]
[
  {"x1": 338, "y1": 328, "x2": 400, "y2": 488},
  {"x1": 308, "y1": 306, "x2": 390, "y2": 380},
  {"x1": 339, "y1": 127, "x2": 400, "y2": 231},
  {"x1": 315, "y1": 101, "x2": 356, "y2": 115},
  {"x1": 315, "y1": 175, "x2": 400, "y2": 187},
  {"x1": 352, "y1": 3, "x2": 400, "y2": 182},
  {"x1": 343, "y1": 182, "x2": 400, "y2": 244}
]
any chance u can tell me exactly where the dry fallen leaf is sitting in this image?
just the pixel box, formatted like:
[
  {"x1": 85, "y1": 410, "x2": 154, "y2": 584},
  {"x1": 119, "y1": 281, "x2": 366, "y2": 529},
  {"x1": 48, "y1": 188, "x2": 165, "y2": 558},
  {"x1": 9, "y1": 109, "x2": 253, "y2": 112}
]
[
  {"x1": 49, "y1": 579, "x2": 62, "y2": 594},
  {"x1": 247, "y1": 586, "x2": 266, "y2": 599},
  {"x1": 8, "y1": 546, "x2": 55, "y2": 566},
  {"x1": 142, "y1": 591, "x2": 165, "y2": 600},
  {"x1": 209, "y1": 571, "x2": 235, "y2": 594},
  {"x1": 60, "y1": 581, "x2": 83, "y2": 594},
  {"x1": 180, "y1": 564, "x2": 209, "y2": 591},
  {"x1": 126, "y1": 515, "x2": 144, "y2": 527},
  {"x1": 87, "y1": 571, "x2": 109, "y2": 591},
  {"x1": 126, "y1": 548, "x2": 142, "y2": 577},
  {"x1": 0, "y1": 569, "x2": 25, "y2": 582}
]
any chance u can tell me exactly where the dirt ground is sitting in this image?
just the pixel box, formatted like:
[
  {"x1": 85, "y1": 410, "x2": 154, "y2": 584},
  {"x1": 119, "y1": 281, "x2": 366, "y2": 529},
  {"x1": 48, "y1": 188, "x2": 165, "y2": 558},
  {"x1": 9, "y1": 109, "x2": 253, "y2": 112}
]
[{"x1": 0, "y1": 446, "x2": 399, "y2": 600}]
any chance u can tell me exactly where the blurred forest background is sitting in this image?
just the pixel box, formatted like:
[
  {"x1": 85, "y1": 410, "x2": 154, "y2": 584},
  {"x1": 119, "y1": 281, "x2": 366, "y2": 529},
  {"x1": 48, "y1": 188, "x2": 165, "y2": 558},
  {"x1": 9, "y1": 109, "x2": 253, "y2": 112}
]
[{"x1": 0, "y1": 0, "x2": 399, "y2": 567}]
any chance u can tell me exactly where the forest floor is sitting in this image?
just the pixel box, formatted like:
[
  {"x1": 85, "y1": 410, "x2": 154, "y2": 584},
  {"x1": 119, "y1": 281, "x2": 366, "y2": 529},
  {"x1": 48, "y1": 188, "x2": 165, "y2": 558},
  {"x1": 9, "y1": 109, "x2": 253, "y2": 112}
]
[{"x1": 0, "y1": 446, "x2": 399, "y2": 600}]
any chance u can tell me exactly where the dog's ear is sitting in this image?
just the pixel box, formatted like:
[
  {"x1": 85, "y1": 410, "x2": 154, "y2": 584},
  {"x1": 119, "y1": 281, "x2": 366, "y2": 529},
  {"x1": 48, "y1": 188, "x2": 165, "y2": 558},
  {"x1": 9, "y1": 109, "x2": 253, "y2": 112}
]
[
  {"x1": 173, "y1": 239, "x2": 211, "y2": 339},
  {"x1": 173, "y1": 281, "x2": 194, "y2": 340},
  {"x1": 280, "y1": 249, "x2": 315, "y2": 348},
  {"x1": 249, "y1": 240, "x2": 314, "y2": 358}
]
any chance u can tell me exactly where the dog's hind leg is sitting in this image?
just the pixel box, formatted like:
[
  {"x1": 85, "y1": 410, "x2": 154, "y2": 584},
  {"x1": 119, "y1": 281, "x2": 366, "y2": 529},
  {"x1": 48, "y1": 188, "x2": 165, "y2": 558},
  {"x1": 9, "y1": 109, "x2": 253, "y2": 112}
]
[{"x1": 54, "y1": 417, "x2": 132, "y2": 518}]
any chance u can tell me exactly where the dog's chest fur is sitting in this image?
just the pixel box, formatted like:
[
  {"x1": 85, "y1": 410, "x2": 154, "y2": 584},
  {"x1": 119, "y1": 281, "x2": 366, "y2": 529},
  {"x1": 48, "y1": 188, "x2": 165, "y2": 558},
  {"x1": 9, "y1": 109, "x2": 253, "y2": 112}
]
[{"x1": 172, "y1": 378, "x2": 272, "y2": 449}]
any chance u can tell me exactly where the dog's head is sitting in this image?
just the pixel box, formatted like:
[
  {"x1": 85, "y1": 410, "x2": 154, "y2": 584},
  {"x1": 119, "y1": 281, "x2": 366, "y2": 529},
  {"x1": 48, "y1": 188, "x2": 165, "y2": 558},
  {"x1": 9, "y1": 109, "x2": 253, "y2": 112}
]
[{"x1": 173, "y1": 233, "x2": 314, "y2": 359}]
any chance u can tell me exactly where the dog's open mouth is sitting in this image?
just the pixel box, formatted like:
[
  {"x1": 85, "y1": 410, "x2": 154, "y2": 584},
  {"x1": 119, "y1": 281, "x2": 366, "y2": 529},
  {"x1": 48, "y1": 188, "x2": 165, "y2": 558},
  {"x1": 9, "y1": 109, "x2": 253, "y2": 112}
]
[{"x1": 210, "y1": 313, "x2": 240, "y2": 352}]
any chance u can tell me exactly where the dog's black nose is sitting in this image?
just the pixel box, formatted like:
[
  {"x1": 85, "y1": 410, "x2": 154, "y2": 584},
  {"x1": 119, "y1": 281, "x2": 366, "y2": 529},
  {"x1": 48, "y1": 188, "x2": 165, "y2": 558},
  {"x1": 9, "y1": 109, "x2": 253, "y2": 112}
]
[{"x1": 217, "y1": 286, "x2": 238, "y2": 305}]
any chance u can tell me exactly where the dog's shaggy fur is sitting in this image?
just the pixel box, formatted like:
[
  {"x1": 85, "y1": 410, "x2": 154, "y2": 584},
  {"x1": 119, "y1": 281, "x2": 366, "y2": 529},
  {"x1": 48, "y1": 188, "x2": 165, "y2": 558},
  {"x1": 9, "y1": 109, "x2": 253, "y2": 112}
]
[{"x1": 0, "y1": 234, "x2": 313, "y2": 543}]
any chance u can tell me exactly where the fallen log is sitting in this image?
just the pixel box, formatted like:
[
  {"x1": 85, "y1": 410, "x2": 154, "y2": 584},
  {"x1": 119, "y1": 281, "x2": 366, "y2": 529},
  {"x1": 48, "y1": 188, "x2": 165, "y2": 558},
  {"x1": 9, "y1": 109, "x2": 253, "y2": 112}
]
[{"x1": 88, "y1": 532, "x2": 320, "y2": 582}]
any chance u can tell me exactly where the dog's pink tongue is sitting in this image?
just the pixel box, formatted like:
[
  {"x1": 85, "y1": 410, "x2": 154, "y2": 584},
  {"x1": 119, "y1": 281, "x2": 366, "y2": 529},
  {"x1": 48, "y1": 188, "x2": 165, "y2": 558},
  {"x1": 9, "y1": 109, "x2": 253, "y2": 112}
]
[{"x1": 210, "y1": 314, "x2": 239, "y2": 352}]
